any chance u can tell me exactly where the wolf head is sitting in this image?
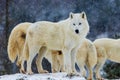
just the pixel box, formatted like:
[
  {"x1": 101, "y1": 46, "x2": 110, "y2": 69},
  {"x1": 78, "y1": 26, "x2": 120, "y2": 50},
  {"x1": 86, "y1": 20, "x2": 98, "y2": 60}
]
[{"x1": 69, "y1": 12, "x2": 89, "y2": 36}]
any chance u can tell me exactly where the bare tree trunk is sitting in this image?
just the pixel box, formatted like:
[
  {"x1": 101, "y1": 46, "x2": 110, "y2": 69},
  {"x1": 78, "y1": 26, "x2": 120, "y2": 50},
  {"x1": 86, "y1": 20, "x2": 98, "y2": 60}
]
[{"x1": 5, "y1": 0, "x2": 9, "y2": 44}]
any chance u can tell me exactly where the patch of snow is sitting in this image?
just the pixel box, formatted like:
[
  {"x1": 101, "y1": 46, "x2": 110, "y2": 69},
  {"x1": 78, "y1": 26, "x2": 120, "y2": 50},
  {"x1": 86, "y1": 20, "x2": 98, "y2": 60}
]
[{"x1": 0, "y1": 72, "x2": 85, "y2": 80}]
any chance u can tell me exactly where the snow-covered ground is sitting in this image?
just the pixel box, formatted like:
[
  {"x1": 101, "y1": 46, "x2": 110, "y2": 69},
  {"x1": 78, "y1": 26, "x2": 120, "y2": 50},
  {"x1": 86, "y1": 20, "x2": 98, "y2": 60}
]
[{"x1": 0, "y1": 72, "x2": 85, "y2": 80}]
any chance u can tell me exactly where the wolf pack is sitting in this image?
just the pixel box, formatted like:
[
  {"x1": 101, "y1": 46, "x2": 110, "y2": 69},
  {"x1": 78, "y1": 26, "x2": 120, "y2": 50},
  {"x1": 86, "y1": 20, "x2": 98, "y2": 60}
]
[{"x1": 7, "y1": 12, "x2": 120, "y2": 80}]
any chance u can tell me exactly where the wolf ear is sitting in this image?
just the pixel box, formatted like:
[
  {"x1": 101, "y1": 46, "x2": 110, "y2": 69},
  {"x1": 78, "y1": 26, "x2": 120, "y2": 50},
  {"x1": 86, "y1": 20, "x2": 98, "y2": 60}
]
[
  {"x1": 69, "y1": 12, "x2": 74, "y2": 19},
  {"x1": 81, "y1": 11, "x2": 86, "y2": 19}
]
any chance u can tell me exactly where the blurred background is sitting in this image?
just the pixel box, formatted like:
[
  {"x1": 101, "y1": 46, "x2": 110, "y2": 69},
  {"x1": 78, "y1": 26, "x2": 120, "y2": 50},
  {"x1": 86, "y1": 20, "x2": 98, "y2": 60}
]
[{"x1": 0, "y1": 0, "x2": 120, "y2": 79}]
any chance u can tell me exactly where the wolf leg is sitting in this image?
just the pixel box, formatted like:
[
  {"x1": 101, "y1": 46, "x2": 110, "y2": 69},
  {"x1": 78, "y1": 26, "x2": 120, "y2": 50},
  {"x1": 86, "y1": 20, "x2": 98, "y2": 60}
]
[
  {"x1": 94, "y1": 48, "x2": 107, "y2": 80},
  {"x1": 62, "y1": 49, "x2": 72, "y2": 74},
  {"x1": 26, "y1": 45, "x2": 40, "y2": 74},
  {"x1": 36, "y1": 46, "x2": 48, "y2": 73}
]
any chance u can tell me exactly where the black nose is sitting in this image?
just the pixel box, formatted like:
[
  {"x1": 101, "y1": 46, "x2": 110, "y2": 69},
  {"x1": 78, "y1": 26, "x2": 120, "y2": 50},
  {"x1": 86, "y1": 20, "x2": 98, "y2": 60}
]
[{"x1": 75, "y1": 29, "x2": 79, "y2": 34}]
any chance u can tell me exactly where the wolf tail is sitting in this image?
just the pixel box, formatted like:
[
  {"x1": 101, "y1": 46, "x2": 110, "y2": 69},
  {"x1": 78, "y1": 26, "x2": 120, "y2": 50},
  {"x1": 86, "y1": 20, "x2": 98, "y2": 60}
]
[{"x1": 7, "y1": 28, "x2": 18, "y2": 63}]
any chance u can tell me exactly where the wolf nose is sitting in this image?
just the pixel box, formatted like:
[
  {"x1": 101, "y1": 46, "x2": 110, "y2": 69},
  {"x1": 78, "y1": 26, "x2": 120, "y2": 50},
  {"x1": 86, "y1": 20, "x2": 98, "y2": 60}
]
[{"x1": 75, "y1": 29, "x2": 79, "y2": 34}]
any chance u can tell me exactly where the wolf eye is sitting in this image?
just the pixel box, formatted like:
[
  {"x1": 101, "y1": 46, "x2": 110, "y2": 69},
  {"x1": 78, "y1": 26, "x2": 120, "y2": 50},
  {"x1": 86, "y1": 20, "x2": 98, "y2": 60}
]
[
  {"x1": 79, "y1": 23, "x2": 81, "y2": 25},
  {"x1": 73, "y1": 23, "x2": 75, "y2": 26}
]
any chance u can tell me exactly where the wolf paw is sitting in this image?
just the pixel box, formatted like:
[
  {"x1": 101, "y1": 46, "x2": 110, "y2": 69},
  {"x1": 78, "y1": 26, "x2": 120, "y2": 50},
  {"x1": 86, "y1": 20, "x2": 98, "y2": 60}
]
[
  {"x1": 52, "y1": 69, "x2": 58, "y2": 73},
  {"x1": 20, "y1": 69, "x2": 26, "y2": 74},
  {"x1": 87, "y1": 76, "x2": 93, "y2": 80},
  {"x1": 39, "y1": 70, "x2": 48, "y2": 73},
  {"x1": 96, "y1": 77, "x2": 104, "y2": 80},
  {"x1": 26, "y1": 71, "x2": 34, "y2": 75}
]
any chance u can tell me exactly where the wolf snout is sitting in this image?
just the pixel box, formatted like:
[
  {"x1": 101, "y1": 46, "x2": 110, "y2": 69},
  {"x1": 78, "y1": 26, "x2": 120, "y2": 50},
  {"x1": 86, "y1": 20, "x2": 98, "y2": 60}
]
[{"x1": 75, "y1": 29, "x2": 79, "y2": 34}]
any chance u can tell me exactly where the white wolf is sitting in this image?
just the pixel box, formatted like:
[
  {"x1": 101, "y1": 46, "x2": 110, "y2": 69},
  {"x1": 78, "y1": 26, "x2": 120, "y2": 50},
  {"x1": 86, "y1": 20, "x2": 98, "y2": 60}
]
[
  {"x1": 94, "y1": 38, "x2": 120, "y2": 79},
  {"x1": 76, "y1": 39, "x2": 97, "y2": 80},
  {"x1": 22, "y1": 12, "x2": 89, "y2": 74},
  {"x1": 7, "y1": 22, "x2": 60, "y2": 73}
]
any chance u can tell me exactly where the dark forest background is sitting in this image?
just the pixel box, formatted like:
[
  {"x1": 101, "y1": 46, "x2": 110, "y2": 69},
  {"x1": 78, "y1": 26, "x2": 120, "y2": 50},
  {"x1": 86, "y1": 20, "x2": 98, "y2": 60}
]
[{"x1": 0, "y1": 0, "x2": 120, "y2": 79}]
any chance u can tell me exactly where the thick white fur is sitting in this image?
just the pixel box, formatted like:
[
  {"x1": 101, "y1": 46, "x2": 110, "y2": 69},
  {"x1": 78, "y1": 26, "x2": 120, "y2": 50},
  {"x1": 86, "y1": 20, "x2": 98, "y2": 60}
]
[
  {"x1": 22, "y1": 12, "x2": 89, "y2": 74},
  {"x1": 76, "y1": 39, "x2": 97, "y2": 80},
  {"x1": 94, "y1": 38, "x2": 120, "y2": 79},
  {"x1": 7, "y1": 22, "x2": 32, "y2": 67}
]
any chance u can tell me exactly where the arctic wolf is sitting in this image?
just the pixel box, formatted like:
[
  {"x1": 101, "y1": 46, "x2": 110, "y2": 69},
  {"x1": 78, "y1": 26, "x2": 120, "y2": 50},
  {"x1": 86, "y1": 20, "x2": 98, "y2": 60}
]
[
  {"x1": 94, "y1": 38, "x2": 120, "y2": 79},
  {"x1": 22, "y1": 12, "x2": 89, "y2": 74},
  {"x1": 7, "y1": 22, "x2": 60, "y2": 73},
  {"x1": 76, "y1": 39, "x2": 97, "y2": 80}
]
